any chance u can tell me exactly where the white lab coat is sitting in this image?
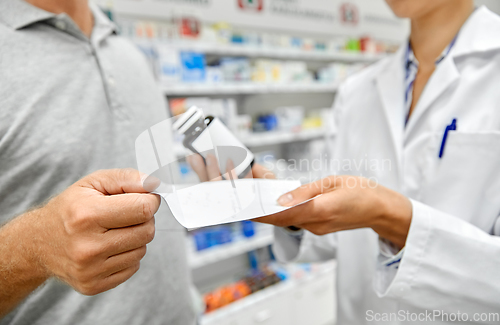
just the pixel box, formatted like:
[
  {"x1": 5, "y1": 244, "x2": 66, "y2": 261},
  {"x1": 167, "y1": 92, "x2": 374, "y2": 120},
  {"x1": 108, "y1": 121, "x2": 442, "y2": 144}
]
[{"x1": 274, "y1": 6, "x2": 500, "y2": 325}]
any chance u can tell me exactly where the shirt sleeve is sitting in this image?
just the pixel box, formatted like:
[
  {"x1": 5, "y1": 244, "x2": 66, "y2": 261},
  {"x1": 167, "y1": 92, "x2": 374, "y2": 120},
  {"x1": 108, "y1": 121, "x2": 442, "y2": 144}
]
[
  {"x1": 374, "y1": 199, "x2": 500, "y2": 313},
  {"x1": 273, "y1": 226, "x2": 338, "y2": 263},
  {"x1": 375, "y1": 238, "x2": 405, "y2": 293}
]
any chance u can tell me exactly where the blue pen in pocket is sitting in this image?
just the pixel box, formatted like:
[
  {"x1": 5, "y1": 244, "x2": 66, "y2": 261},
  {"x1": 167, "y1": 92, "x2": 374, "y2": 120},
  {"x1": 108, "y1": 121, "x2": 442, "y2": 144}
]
[{"x1": 439, "y1": 118, "x2": 457, "y2": 159}]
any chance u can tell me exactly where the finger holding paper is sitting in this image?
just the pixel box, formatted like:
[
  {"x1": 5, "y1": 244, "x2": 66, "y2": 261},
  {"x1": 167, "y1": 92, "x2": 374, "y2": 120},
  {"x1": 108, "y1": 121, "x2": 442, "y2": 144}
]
[
  {"x1": 186, "y1": 154, "x2": 224, "y2": 182},
  {"x1": 250, "y1": 163, "x2": 276, "y2": 180},
  {"x1": 254, "y1": 175, "x2": 413, "y2": 249},
  {"x1": 187, "y1": 153, "x2": 275, "y2": 182}
]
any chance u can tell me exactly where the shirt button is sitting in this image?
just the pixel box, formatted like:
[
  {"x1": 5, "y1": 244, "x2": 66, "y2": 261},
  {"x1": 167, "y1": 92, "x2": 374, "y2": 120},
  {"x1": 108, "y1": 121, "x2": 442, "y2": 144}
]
[
  {"x1": 55, "y1": 20, "x2": 66, "y2": 30},
  {"x1": 108, "y1": 77, "x2": 115, "y2": 86}
]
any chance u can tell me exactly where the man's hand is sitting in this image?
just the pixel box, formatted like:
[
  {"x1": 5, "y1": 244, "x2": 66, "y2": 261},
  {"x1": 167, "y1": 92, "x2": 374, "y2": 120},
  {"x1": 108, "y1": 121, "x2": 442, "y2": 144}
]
[
  {"x1": 0, "y1": 169, "x2": 161, "y2": 316},
  {"x1": 186, "y1": 154, "x2": 275, "y2": 181},
  {"x1": 39, "y1": 168, "x2": 160, "y2": 295},
  {"x1": 255, "y1": 175, "x2": 412, "y2": 248}
]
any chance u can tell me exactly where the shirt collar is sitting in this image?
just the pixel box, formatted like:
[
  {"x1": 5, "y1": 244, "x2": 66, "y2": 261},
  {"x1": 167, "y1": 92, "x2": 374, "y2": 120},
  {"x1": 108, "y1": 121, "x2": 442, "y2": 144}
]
[
  {"x1": 89, "y1": 2, "x2": 117, "y2": 35},
  {"x1": 0, "y1": 0, "x2": 117, "y2": 35},
  {"x1": 0, "y1": 0, "x2": 55, "y2": 30},
  {"x1": 405, "y1": 33, "x2": 458, "y2": 71}
]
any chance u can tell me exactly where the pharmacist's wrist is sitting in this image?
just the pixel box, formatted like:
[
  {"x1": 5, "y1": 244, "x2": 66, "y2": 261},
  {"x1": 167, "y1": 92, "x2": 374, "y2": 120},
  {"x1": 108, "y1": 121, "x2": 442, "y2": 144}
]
[{"x1": 370, "y1": 188, "x2": 412, "y2": 249}]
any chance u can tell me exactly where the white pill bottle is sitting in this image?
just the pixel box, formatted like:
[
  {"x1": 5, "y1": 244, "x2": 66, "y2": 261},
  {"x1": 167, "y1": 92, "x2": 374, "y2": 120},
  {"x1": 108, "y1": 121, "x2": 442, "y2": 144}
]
[{"x1": 173, "y1": 106, "x2": 255, "y2": 178}]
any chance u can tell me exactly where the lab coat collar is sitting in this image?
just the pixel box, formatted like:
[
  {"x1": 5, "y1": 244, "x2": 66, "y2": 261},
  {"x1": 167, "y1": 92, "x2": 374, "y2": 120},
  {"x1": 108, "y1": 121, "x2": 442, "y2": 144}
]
[
  {"x1": 404, "y1": 5, "x2": 500, "y2": 135},
  {"x1": 452, "y1": 6, "x2": 500, "y2": 58},
  {"x1": 404, "y1": 52, "x2": 460, "y2": 135},
  {"x1": 375, "y1": 45, "x2": 406, "y2": 181}
]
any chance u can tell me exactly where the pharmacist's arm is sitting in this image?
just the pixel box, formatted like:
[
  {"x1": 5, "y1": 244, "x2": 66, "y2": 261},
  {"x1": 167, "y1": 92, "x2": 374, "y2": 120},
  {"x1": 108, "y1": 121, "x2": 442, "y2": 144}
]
[
  {"x1": 256, "y1": 175, "x2": 412, "y2": 248},
  {"x1": 258, "y1": 174, "x2": 410, "y2": 261},
  {"x1": 375, "y1": 201, "x2": 500, "y2": 313},
  {"x1": 0, "y1": 169, "x2": 159, "y2": 317},
  {"x1": 257, "y1": 175, "x2": 500, "y2": 312}
]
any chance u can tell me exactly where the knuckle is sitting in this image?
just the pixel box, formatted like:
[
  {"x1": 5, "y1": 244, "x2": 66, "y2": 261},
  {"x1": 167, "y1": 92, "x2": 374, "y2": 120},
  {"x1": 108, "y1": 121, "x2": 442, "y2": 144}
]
[
  {"x1": 132, "y1": 262, "x2": 141, "y2": 274},
  {"x1": 145, "y1": 221, "x2": 156, "y2": 243},
  {"x1": 77, "y1": 281, "x2": 102, "y2": 296},
  {"x1": 69, "y1": 265, "x2": 97, "y2": 292},
  {"x1": 123, "y1": 263, "x2": 141, "y2": 284},
  {"x1": 119, "y1": 168, "x2": 135, "y2": 182},
  {"x1": 329, "y1": 204, "x2": 341, "y2": 215},
  {"x1": 72, "y1": 268, "x2": 93, "y2": 285},
  {"x1": 70, "y1": 242, "x2": 101, "y2": 266},
  {"x1": 138, "y1": 246, "x2": 147, "y2": 260},
  {"x1": 72, "y1": 250, "x2": 92, "y2": 266},
  {"x1": 85, "y1": 169, "x2": 108, "y2": 186},
  {"x1": 136, "y1": 195, "x2": 155, "y2": 221},
  {"x1": 318, "y1": 201, "x2": 333, "y2": 217},
  {"x1": 65, "y1": 206, "x2": 93, "y2": 234}
]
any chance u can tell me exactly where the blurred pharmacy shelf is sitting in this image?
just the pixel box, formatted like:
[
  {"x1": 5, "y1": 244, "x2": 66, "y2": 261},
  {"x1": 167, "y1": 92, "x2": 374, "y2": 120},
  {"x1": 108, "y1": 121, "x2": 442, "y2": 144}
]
[
  {"x1": 188, "y1": 233, "x2": 274, "y2": 269},
  {"x1": 174, "y1": 128, "x2": 326, "y2": 158},
  {"x1": 202, "y1": 281, "x2": 294, "y2": 325},
  {"x1": 201, "y1": 261, "x2": 337, "y2": 325},
  {"x1": 162, "y1": 83, "x2": 339, "y2": 96},
  {"x1": 164, "y1": 42, "x2": 387, "y2": 63},
  {"x1": 243, "y1": 128, "x2": 325, "y2": 147}
]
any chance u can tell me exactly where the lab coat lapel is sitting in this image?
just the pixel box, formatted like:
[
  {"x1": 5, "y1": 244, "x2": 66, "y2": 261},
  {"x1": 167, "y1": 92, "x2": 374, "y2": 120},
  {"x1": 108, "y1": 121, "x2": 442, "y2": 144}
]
[
  {"x1": 404, "y1": 57, "x2": 460, "y2": 135},
  {"x1": 405, "y1": 5, "x2": 500, "y2": 135},
  {"x1": 375, "y1": 47, "x2": 406, "y2": 180}
]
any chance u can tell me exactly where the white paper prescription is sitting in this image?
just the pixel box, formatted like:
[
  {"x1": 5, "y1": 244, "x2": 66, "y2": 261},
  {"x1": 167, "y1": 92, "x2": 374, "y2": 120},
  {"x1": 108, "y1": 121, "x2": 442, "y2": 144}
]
[{"x1": 156, "y1": 179, "x2": 301, "y2": 229}]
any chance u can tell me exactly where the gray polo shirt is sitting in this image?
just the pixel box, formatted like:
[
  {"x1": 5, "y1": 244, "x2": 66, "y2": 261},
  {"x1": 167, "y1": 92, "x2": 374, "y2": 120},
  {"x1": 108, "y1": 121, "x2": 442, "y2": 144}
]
[{"x1": 0, "y1": 1, "x2": 196, "y2": 324}]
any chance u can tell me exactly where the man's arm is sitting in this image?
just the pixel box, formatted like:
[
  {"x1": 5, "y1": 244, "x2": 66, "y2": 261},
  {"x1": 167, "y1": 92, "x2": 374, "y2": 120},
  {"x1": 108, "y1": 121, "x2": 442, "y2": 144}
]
[
  {"x1": 0, "y1": 210, "x2": 50, "y2": 317},
  {"x1": 0, "y1": 169, "x2": 160, "y2": 318}
]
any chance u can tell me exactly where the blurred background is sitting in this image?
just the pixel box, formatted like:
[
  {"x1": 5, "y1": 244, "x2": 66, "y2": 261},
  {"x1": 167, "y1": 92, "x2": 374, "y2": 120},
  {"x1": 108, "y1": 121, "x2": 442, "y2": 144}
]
[{"x1": 93, "y1": 1, "x2": 500, "y2": 324}]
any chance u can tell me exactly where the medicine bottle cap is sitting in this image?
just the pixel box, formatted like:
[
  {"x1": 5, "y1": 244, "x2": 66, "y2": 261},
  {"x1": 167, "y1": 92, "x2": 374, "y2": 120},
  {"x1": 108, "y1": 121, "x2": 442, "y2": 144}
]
[{"x1": 173, "y1": 106, "x2": 204, "y2": 135}]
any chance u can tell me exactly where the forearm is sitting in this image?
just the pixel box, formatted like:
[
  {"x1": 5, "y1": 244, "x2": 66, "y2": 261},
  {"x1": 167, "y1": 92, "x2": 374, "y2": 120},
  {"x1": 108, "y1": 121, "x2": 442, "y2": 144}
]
[{"x1": 0, "y1": 210, "x2": 49, "y2": 317}]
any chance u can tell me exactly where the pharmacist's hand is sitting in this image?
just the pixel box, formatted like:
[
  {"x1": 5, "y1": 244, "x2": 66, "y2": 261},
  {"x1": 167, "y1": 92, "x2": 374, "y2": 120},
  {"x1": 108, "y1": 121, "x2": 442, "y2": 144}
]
[
  {"x1": 254, "y1": 175, "x2": 412, "y2": 249},
  {"x1": 251, "y1": 163, "x2": 276, "y2": 179},
  {"x1": 187, "y1": 154, "x2": 275, "y2": 182},
  {"x1": 36, "y1": 169, "x2": 160, "y2": 295}
]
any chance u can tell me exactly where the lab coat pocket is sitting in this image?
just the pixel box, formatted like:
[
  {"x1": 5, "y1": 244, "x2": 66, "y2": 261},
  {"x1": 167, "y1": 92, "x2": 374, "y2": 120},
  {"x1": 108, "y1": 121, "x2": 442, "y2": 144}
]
[{"x1": 420, "y1": 132, "x2": 500, "y2": 230}]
